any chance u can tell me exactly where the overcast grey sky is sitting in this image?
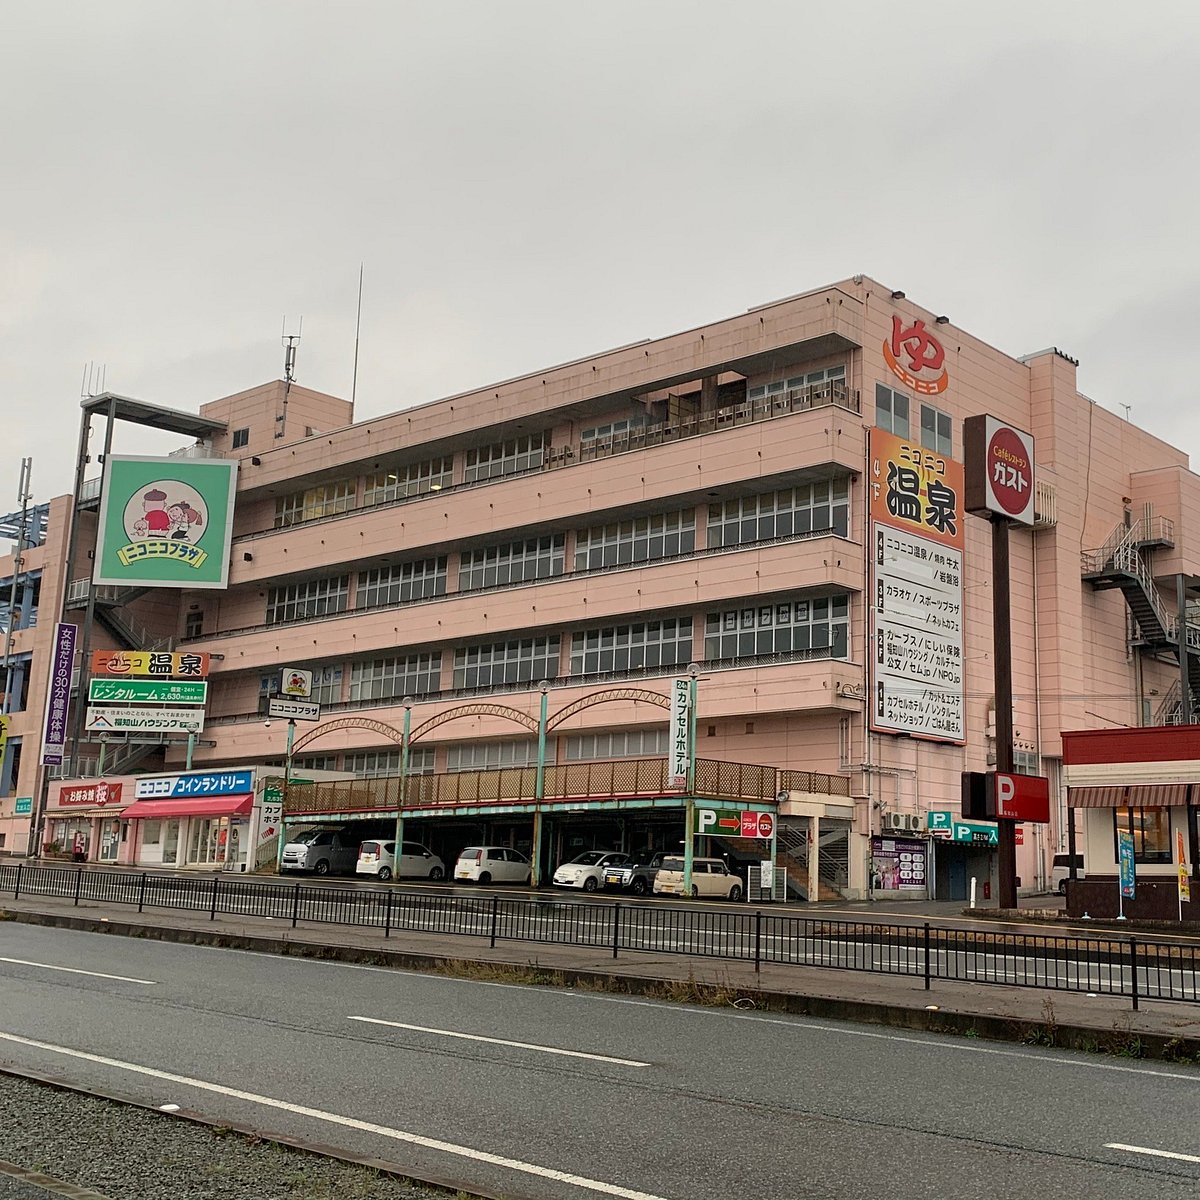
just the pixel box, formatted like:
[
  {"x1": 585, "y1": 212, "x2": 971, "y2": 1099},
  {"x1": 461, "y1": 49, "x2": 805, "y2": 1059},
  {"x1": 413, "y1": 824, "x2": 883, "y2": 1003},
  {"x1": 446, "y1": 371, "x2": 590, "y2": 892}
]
[{"x1": 3, "y1": 1, "x2": 1198, "y2": 509}]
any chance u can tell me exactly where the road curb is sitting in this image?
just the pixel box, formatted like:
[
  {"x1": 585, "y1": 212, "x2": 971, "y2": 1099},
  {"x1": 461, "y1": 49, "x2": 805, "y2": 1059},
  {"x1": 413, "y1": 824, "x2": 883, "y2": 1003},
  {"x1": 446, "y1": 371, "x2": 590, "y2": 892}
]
[{"x1": 7, "y1": 905, "x2": 1198, "y2": 1063}]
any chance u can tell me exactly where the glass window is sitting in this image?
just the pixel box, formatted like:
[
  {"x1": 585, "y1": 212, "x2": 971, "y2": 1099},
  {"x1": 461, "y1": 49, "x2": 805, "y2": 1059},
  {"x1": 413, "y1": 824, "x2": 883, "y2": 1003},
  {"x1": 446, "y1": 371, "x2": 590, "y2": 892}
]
[
  {"x1": 707, "y1": 481, "x2": 849, "y2": 548},
  {"x1": 274, "y1": 479, "x2": 356, "y2": 528},
  {"x1": 231, "y1": 428, "x2": 249, "y2": 449},
  {"x1": 748, "y1": 364, "x2": 846, "y2": 402},
  {"x1": 704, "y1": 594, "x2": 850, "y2": 662},
  {"x1": 460, "y1": 536, "x2": 565, "y2": 591},
  {"x1": 1113, "y1": 807, "x2": 1171, "y2": 864},
  {"x1": 565, "y1": 728, "x2": 669, "y2": 760},
  {"x1": 569, "y1": 619, "x2": 692, "y2": 676},
  {"x1": 357, "y1": 559, "x2": 447, "y2": 608},
  {"x1": 574, "y1": 511, "x2": 696, "y2": 571},
  {"x1": 349, "y1": 653, "x2": 441, "y2": 702},
  {"x1": 364, "y1": 457, "x2": 453, "y2": 506},
  {"x1": 920, "y1": 404, "x2": 953, "y2": 456},
  {"x1": 265, "y1": 576, "x2": 349, "y2": 625},
  {"x1": 463, "y1": 434, "x2": 546, "y2": 483},
  {"x1": 876, "y1": 384, "x2": 910, "y2": 439},
  {"x1": 447, "y1": 740, "x2": 543, "y2": 770},
  {"x1": 346, "y1": 747, "x2": 435, "y2": 777},
  {"x1": 452, "y1": 637, "x2": 560, "y2": 689}
]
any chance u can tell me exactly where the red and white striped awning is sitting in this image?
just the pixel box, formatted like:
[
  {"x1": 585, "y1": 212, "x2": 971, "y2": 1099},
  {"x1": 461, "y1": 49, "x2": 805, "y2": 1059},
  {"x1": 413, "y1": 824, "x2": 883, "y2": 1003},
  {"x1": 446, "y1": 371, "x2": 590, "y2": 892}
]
[{"x1": 1068, "y1": 783, "x2": 1191, "y2": 808}]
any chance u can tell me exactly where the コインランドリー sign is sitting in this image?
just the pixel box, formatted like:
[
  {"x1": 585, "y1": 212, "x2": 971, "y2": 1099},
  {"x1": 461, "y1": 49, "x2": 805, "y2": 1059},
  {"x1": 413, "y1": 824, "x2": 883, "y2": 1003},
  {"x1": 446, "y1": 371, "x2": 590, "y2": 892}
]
[{"x1": 93, "y1": 455, "x2": 238, "y2": 589}]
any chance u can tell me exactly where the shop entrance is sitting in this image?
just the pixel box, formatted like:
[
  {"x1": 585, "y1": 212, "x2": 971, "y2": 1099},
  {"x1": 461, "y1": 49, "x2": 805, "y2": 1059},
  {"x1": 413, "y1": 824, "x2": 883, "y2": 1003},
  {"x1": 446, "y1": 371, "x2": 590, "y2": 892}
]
[
  {"x1": 98, "y1": 820, "x2": 120, "y2": 862},
  {"x1": 189, "y1": 817, "x2": 230, "y2": 866}
]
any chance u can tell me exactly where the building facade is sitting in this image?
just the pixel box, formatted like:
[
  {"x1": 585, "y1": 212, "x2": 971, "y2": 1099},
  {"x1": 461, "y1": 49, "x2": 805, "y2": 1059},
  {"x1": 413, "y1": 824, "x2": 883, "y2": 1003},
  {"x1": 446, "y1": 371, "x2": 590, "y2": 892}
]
[{"x1": 5, "y1": 276, "x2": 1200, "y2": 898}]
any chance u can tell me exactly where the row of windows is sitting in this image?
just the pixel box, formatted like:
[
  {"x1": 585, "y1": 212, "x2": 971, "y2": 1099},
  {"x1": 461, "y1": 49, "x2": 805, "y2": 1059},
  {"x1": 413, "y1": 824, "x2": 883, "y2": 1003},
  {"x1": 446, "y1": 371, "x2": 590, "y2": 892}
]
[
  {"x1": 357, "y1": 559, "x2": 448, "y2": 609},
  {"x1": 574, "y1": 511, "x2": 696, "y2": 571},
  {"x1": 564, "y1": 728, "x2": 669, "y2": 760},
  {"x1": 707, "y1": 482, "x2": 849, "y2": 547},
  {"x1": 344, "y1": 748, "x2": 436, "y2": 777},
  {"x1": 274, "y1": 480, "x2": 356, "y2": 528},
  {"x1": 704, "y1": 596, "x2": 850, "y2": 660},
  {"x1": 452, "y1": 637, "x2": 561, "y2": 690},
  {"x1": 570, "y1": 619, "x2": 693, "y2": 676},
  {"x1": 747, "y1": 363, "x2": 846, "y2": 401},
  {"x1": 265, "y1": 576, "x2": 349, "y2": 625},
  {"x1": 364, "y1": 458, "x2": 453, "y2": 506},
  {"x1": 349, "y1": 653, "x2": 442, "y2": 703},
  {"x1": 463, "y1": 434, "x2": 546, "y2": 483},
  {"x1": 446, "y1": 740, "x2": 541, "y2": 771},
  {"x1": 460, "y1": 537, "x2": 565, "y2": 591},
  {"x1": 876, "y1": 385, "x2": 953, "y2": 457}
]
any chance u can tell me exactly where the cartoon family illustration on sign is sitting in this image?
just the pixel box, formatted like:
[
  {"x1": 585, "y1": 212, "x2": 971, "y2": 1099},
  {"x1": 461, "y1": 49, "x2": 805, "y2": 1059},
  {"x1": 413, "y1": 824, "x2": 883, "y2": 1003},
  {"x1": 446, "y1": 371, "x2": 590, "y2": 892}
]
[{"x1": 129, "y1": 485, "x2": 206, "y2": 542}]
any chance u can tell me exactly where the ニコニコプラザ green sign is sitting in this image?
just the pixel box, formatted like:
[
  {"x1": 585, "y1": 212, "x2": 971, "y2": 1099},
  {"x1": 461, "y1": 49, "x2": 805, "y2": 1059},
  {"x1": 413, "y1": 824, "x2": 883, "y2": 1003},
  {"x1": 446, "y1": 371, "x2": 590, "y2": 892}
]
[{"x1": 93, "y1": 455, "x2": 238, "y2": 590}]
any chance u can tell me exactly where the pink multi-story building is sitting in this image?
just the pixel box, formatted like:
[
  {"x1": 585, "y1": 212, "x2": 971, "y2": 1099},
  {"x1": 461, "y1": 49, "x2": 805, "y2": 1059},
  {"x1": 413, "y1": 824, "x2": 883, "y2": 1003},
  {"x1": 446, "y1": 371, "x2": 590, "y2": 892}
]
[{"x1": 4, "y1": 276, "x2": 1199, "y2": 901}]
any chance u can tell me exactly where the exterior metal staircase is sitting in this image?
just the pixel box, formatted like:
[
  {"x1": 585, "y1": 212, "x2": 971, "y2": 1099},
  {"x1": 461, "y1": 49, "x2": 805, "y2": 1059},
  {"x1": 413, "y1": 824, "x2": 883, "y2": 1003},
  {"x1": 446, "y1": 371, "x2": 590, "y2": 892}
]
[
  {"x1": 1083, "y1": 517, "x2": 1200, "y2": 700},
  {"x1": 775, "y1": 820, "x2": 848, "y2": 901},
  {"x1": 64, "y1": 578, "x2": 172, "y2": 653}
]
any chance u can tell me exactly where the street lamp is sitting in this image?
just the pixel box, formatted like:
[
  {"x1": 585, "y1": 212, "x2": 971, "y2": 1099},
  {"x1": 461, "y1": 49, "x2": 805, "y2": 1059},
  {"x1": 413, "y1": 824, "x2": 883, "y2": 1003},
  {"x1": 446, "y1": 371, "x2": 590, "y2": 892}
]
[
  {"x1": 532, "y1": 681, "x2": 549, "y2": 888},
  {"x1": 391, "y1": 697, "x2": 413, "y2": 877},
  {"x1": 270, "y1": 717, "x2": 297, "y2": 873}
]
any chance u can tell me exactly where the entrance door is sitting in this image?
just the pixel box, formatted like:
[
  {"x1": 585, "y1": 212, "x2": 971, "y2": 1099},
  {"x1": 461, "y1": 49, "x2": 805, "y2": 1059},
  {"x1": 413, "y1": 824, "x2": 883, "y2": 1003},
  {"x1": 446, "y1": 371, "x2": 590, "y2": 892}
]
[
  {"x1": 162, "y1": 820, "x2": 180, "y2": 866},
  {"x1": 948, "y1": 853, "x2": 968, "y2": 901},
  {"x1": 98, "y1": 820, "x2": 120, "y2": 862}
]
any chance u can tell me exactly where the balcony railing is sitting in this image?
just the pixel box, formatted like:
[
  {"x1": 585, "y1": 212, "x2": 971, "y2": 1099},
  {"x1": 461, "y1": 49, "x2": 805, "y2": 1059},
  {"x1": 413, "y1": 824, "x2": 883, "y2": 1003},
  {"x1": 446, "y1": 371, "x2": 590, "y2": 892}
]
[
  {"x1": 284, "y1": 756, "x2": 846, "y2": 816},
  {"x1": 234, "y1": 379, "x2": 860, "y2": 543}
]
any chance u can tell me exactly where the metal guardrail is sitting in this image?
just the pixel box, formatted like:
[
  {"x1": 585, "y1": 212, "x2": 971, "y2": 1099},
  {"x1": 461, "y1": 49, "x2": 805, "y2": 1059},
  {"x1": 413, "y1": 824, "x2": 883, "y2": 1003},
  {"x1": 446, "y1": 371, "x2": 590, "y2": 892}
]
[{"x1": 1, "y1": 863, "x2": 1195, "y2": 1009}]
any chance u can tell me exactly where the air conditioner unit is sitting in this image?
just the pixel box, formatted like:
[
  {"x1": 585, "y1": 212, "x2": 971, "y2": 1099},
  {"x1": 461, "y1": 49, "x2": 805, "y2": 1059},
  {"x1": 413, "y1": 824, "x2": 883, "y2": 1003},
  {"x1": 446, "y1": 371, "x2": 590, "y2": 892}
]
[{"x1": 883, "y1": 812, "x2": 922, "y2": 833}]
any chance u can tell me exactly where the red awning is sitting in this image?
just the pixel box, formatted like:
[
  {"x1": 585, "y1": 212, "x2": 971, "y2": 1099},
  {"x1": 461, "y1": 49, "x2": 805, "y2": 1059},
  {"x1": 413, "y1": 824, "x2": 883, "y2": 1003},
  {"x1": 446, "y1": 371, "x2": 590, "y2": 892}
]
[
  {"x1": 118, "y1": 795, "x2": 253, "y2": 820},
  {"x1": 1068, "y1": 783, "x2": 1191, "y2": 808}
]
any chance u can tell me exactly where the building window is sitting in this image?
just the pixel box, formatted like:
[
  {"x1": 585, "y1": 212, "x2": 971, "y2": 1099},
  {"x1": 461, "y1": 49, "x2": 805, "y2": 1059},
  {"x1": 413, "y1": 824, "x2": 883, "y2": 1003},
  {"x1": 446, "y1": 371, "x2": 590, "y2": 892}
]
[
  {"x1": 1013, "y1": 749, "x2": 1039, "y2": 774},
  {"x1": 574, "y1": 511, "x2": 695, "y2": 571},
  {"x1": 345, "y1": 747, "x2": 435, "y2": 777},
  {"x1": 920, "y1": 404, "x2": 953, "y2": 457},
  {"x1": 463, "y1": 434, "x2": 545, "y2": 484},
  {"x1": 231, "y1": 428, "x2": 250, "y2": 450},
  {"x1": 1113, "y1": 807, "x2": 1172, "y2": 864},
  {"x1": 460, "y1": 536, "x2": 565, "y2": 591},
  {"x1": 453, "y1": 637, "x2": 559, "y2": 689},
  {"x1": 565, "y1": 728, "x2": 669, "y2": 760},
  {"x1": 581, "y1": 416, "x2": 645, "y2": 445},
  {"x1": 357, "y1": 559, "x2": 447, "y2": 609},
  {"x1": 748, "y1": 364, "x2": 846, "y2": 401},
  {"x1": 707, "y1": 482, "x2": 849, "y2": 548},
  {"x1": 265, "y1": 575, "x2": 349, "y2": 625},
  {"x1": 274, "y1": 479, "x2": 356, "y2": 528},
  {"x1": 349, "y1": 653, "x2": 441, "y2": 703},
  {"x1": 364, "y1": 458, "x2": 453, "y2": 506},
  {"x1": 839, "y1": 716, "x2": 852, "y2": 771},
  {"x1": 185, "y1": 610, "x2": 204, "y2": 639},
  {"x1": 704, "y1": 595, "x2": 850, "y2": 661},
  {"x1": 570, "y1": 619, "x2": 692, "y2": 676},
  {"x1": 875, "y1": 384, "x2": 910, "y2": 438},
  {"x1": 446, "y1": 740, "x2": 541, "y2": 771}
]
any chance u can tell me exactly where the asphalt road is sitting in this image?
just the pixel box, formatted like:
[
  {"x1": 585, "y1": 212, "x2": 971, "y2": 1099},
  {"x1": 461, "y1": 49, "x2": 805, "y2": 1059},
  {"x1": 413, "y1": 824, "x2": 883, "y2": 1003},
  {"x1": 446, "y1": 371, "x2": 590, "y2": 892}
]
[{"x1": 1, "y1": 925, "x2": 1199, "y2": 1200}]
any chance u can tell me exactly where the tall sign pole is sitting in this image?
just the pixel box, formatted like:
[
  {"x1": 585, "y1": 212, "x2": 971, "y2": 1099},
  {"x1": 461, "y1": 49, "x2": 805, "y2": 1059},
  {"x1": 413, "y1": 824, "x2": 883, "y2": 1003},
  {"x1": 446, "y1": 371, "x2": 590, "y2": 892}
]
[{"x1": 965, "y1": 415, "x2": 1036, "y2": 911}]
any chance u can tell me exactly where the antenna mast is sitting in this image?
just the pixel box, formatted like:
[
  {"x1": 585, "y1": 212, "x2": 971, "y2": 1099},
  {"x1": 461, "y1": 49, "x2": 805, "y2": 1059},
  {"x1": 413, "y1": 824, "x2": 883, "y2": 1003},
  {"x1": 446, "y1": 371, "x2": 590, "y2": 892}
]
[
  {"x1": 351, "y1": 263, "x2": 364, "y2": 412},
  {"x1": 277, "y1": 317, "x2": 302, "y2": 440}
]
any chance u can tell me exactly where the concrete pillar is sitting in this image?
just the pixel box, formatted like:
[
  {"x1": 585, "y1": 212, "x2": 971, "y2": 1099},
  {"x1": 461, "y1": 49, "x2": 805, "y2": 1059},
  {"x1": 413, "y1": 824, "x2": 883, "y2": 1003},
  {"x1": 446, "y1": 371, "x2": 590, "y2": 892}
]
[{"x1": 808, "y1": 813, "x2": 821, "y2": 902}]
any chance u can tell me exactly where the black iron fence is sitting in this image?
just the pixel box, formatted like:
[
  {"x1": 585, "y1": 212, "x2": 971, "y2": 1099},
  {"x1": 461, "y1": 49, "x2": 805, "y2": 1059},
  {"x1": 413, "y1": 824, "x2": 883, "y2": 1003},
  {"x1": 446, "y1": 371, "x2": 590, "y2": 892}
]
[{"x1": 2, "y1": 863, "x2": 1196, "y2": 1010}]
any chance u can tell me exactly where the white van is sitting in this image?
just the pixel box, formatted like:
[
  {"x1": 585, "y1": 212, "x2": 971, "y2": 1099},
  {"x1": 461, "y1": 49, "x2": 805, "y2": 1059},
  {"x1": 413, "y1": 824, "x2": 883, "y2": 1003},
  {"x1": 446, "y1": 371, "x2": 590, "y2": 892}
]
[
  {"x1": 653, "y1": 856, "x2": 743, "y2": 901},
  {"x1": 1051, "y1": 853, "x2": 1085, "y2": 894},
  {"x1": 280, "y1": 827, "x2": 360, "y2": 876},
  {"x1": 356, "y1": 840, "x2": 446, "y2": 882}
]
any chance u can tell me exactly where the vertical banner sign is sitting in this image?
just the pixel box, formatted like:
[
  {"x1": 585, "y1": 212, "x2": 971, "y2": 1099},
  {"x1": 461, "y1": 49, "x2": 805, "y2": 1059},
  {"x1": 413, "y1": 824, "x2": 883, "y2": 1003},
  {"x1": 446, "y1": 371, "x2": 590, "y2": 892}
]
[
  {"x1": 0, "y1": 714, "x2": 8, "y2": 765},
  {"x1": 41, "y1": 622, "x2": 78, "y2": 766},
  {"x1": 1118, "y1": 830, "x2": 1136, "y2": 900},
  {"x1": 868, "y1": 428, "x2": 965, "y2": 742},
  {"x1": 259, "y1": 781, "x2": 284, "y2": 847},
  {"x1": 669, "y1": 677, "x2": 690, "y2": 787},
  {"x1": 1177, "y1": 828, "x2": 1191, "y2": 909},
  {"x1": 93, "y1": 455, "x2": 238, "y2": 590}
]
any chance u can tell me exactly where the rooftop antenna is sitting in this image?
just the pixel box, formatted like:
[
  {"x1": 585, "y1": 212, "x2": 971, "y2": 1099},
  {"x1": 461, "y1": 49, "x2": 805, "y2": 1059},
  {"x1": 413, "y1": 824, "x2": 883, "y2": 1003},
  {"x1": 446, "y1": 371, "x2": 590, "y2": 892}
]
[
  {"x1": 80, "y1": 363, "x2": 108, "y2": 398},
  {"x1": 277, "y1": 317, "x2": 302, "y2": 440},
  {"x1": 1119, "y1": 403, "x2": 1131, "y2": 421},
  {"x1": 351, "y1": 263, "x2": 363, "y2": 412}
]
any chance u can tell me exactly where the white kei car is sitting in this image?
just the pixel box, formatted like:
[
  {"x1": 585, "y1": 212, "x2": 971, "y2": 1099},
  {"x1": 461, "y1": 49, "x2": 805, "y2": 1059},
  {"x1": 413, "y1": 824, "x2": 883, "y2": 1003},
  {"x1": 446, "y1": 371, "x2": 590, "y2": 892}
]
[{"x1": 552, "y1": 851, "x2": 631, "y2": 892}]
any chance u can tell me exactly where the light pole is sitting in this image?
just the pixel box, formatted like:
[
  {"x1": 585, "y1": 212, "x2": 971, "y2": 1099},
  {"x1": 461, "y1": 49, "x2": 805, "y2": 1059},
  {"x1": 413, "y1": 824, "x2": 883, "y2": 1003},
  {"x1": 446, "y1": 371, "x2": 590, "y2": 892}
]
[
  {"x1": 683, "y1": 663, "x2": 699, "y2": 896},
  {"x1": 391, "y1": 697, "x2": 413, "y2": 875},
  {"x1": 532, "y1": 681, "x2": 549, "y2": 888},
  {"x1": 274, "y1": 718, "x2": 296, "y2": 872}
]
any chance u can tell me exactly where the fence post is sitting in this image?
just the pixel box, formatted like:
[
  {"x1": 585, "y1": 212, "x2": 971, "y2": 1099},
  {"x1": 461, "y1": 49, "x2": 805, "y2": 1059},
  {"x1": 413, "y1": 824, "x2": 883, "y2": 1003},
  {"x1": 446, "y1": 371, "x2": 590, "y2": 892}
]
[
  {"x1": 291, "y1": 882, "x2": 300, "y2": 929},
  {"x1": 73, "y1": 867, "x2": 82, "y2": 907},
  {"x1": 489, "y1": 893, "x2": 499, "y2": 949},
  {"x1": 755, "y1": 910, "x2": 762, "y2": 974},
  {"x1": 923, "y1": 922, "x2": 931, "y2": 990},
  {"x1": 209, "y1": 875, "x2": 219, "y2": 921},
  {"x1": 612, "y1": 902, "x2": 620, "y2": 960},
  {"x1": 14, "y1": 862, "x2": 21, "y2": 899},
  {"x1": 1129, "y1": 937, "x2": 1139, "y2": 1012},
  {"x1": 138, "y1": 873, "x2": 147, "y2": 914},
  {"x1": 384, "y1": 889, "x2": 392, "y2": 938}
]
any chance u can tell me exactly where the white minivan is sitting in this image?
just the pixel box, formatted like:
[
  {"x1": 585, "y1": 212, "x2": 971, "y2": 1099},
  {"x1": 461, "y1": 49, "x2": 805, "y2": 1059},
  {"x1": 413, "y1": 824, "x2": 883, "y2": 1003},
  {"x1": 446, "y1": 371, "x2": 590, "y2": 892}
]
[
  {"x1": 653, "y1": 856, "x2": 743, "y2": 901},
  {"x1": 1051, "y1": 853, "x2": 1085, "y2": 894},
  {"x1": 356, "y1": 840, "x2": 446, "y2": 882}
]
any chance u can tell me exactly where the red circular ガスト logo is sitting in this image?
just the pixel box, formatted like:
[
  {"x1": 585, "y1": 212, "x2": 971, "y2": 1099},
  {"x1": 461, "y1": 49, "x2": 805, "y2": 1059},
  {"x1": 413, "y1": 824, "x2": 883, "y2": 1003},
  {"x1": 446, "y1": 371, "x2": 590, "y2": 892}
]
[
  {"x1": 757, "y1": 813, "x2": 774, "y2": 839},
  {"x1": 987, "y1": 427, "x2": 1031, "y2": 517}
]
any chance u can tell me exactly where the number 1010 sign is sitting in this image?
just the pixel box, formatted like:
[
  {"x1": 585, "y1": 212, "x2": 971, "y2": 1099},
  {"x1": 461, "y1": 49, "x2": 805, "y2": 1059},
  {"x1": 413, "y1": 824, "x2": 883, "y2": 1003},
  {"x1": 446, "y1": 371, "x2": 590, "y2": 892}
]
[{"x1": 964, "y1": 415, "x2": 1035, "y2": 526}]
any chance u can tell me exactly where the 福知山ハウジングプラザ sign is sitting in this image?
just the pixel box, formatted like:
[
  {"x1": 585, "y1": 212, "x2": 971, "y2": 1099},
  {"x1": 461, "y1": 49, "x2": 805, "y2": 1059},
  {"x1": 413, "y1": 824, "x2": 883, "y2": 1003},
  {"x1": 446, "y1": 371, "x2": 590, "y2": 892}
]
[{"x1": 93, "y1": 455, "x2": 238, "y2": 589}]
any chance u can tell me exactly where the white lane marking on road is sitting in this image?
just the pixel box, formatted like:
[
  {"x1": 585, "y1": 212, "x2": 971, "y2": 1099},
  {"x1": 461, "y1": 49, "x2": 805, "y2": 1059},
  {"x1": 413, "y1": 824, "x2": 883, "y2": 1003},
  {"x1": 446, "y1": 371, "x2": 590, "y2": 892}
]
[
  {"x1": 347, "y1": 1016, "x2": 650, "y2": 1067},
  {"x1": 0, "y1": 957, "x2": 156, "y2": 986},
  {"x1": 0, "y1": 1031, "x2": 670, "y2": 1200},
  {"x1": 1105, "y1": 1143, "x2": 1200, "y2": 1164}
]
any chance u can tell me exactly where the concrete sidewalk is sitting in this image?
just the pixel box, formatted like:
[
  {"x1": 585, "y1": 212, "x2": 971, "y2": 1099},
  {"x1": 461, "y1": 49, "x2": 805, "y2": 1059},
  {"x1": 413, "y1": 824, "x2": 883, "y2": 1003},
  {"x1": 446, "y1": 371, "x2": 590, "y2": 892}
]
[{"x1": 4, "y1": 893, "x2": 1199, "y2": 1060}]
